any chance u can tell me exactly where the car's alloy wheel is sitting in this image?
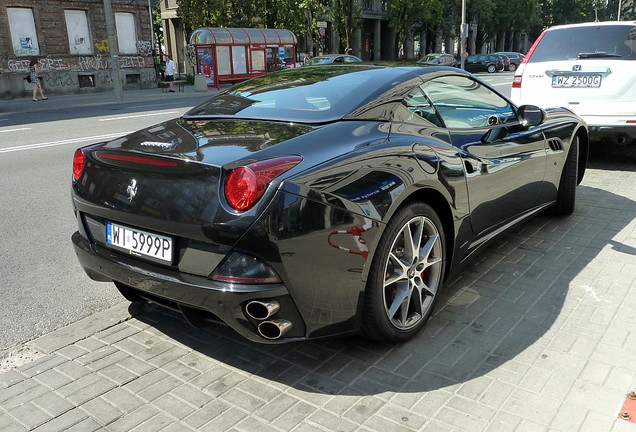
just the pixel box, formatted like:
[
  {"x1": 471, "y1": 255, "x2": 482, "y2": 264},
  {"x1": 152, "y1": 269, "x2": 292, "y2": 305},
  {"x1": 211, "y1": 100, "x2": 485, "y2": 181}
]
[
  {"x1": 362, "y1": 202, "x2": 445, "y2": 342},
  {"x1": 509, "y1": 63, "x2": 517, "y2": 72},
  {"x1": 487, "y1": 64, "x2": 496, "y2": 73}
]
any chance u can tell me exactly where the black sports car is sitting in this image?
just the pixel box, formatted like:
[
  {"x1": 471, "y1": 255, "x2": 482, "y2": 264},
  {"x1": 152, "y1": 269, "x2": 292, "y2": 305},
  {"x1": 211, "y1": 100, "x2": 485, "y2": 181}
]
[{"x1": 71, "y1": 65, "x2": 588, "y2": 344}]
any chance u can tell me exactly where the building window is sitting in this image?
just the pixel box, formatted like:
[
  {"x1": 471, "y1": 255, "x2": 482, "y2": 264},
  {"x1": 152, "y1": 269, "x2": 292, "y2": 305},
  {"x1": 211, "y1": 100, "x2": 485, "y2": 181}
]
[
  {"x1": 7, "y1": 8, "x2": 40, "y2": 56},
  {"x1": 65, "y1": 10, "x2": 93, "y2": 55},
  {"x1": 78, "y1": 75, "x2": 95, "y2": 88},
  {"x1": 115, "y1": 13, "x2": 137, "y2": 54},
  {"x1": 363, "y1": 0, "x2": 373, "y2": 11}
]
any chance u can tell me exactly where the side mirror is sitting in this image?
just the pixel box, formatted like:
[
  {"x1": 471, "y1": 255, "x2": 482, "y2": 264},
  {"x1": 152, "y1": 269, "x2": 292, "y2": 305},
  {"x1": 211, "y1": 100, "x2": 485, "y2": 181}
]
[{"x1": 517, "y1": 104, "x2": 546, "y2": 127}]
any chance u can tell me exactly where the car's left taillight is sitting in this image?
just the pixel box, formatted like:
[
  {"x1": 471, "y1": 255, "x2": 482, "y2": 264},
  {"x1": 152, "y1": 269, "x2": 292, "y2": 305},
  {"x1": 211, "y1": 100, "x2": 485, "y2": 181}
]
[
  {"x1": 224, "y1": 155, "x2": 303, "y2": 211},
  {"x1": 72, "y1": 148, "x2": 86, "y2": 181}
]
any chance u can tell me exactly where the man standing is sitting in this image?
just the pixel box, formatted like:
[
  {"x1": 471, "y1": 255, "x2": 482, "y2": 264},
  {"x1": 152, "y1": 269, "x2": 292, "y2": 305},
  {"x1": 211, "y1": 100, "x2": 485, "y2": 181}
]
[{"x1": 164, "y1": 56, "x2": 175, "y2": 92}]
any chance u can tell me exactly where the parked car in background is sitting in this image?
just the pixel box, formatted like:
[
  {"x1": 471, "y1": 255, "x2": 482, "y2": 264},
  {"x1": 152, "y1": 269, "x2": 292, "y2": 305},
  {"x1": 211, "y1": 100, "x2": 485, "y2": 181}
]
[
  {"x1": 417, "y1": 53, "x2": 458, "y2": 67},
  {"x1": 495, "y1": 52, "x2": 525, "y2": 71},
  {"x1": 510, "y1": 21, "x2": 636, "y2": 145},
  {"x1": 305, "y1": 54, "x2": 362, "y2": 65},
  {"x1": 464, "y1": 54, "x2": 504, "y2": 73},
  {"x1": 71, "y1": 65, "x2": 587, "y2": 344},
  {"x1": 496, "y1": 53, "x2": 511, "y2": 71}
]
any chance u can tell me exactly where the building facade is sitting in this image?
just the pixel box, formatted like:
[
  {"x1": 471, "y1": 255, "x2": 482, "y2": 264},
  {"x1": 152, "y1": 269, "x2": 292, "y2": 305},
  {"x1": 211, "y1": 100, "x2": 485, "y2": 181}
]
[{"x1": 0, "y1": 0, "x2": 156, "y2": 99}]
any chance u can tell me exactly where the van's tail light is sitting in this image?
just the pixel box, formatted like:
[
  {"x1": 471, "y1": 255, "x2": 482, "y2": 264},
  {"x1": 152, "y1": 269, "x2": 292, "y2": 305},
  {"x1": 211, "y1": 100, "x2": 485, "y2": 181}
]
[
  {"x1": 513, "y1": 30, "x2": 547, "y2": 89},
  {"x1": 224, "y1": 155, "x2": 303, "y2": 211},
  {"x1": 73, "y1": 148, "x2": 87, "y2": 181}
]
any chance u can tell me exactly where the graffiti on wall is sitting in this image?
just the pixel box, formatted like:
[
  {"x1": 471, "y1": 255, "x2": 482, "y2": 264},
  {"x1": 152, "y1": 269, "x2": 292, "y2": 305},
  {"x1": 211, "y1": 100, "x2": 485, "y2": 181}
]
[
  {"x1": 5, "y1": 56, "x2": 151, "y2": 74},
  {"x1": 137, "y1": 40, "x2": 153, "y2": 55},
  {"x1": 43, "y1": 71, "x2": 77, "y2": 88},
  {"x1": 95, "y1": 39, "x2": 109, "y2": 53}
]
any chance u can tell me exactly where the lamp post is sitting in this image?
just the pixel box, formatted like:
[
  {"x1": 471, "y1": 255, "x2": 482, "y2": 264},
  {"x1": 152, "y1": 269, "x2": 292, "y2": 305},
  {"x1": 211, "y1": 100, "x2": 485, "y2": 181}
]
[
  {"x1": 460, "y1": 0, "x2": 467, "y2": 69},
  {"x1": 104, "y1": 0, "x2": 124, "y2": 102}
]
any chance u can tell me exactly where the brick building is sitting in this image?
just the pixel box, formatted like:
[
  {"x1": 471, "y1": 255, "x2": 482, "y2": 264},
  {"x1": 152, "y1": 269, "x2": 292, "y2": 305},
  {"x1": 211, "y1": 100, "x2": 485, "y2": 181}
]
[{"x1": 0, "y1": 0, "x2": 156, "y2": 99}]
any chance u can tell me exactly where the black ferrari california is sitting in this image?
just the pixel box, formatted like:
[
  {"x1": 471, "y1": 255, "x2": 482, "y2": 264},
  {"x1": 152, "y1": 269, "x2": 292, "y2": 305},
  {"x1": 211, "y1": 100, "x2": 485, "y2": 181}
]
[{"x1": 71, "y1": 65, "x2": 588, "y2": 343}]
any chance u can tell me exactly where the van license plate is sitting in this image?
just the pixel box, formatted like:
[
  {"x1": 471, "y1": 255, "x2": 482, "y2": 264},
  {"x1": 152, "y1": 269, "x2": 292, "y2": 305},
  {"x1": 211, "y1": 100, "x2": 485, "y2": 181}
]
[
  {"x1": 551, "y1": 75, "x2": 601, "y2": 88},
  {"x1": 106, "y1": 222, "x2": 173, "y2": 264}
]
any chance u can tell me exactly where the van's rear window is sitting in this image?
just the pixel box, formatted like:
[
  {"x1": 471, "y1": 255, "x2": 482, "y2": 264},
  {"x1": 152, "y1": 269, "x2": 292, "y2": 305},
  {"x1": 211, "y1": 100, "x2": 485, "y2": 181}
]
[{"x1": 531, "y1": 25, "x2": 636, "y2": 62}]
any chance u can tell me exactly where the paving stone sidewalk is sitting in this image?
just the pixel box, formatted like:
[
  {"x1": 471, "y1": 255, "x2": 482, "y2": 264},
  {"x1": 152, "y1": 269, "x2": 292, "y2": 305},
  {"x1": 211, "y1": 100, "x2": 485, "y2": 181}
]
[{"x1": 1, "y1": 148, "x2": 636, "y2": 432}]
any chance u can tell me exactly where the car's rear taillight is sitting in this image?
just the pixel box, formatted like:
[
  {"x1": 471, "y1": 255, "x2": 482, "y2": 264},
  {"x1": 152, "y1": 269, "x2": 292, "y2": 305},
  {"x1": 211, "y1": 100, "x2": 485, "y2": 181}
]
[
  {"x1": 224, "y1": 155, "x2": 303, "y2": 211},
  {"x1": 512, "y1": 30, "x2": 546, "y2": 90},
  {"x1": 72, "y1": 148, "x2": 86, "y2": 181},
  {"x1": 211, "y1": 251, "x2": 281, "y2": 284}
]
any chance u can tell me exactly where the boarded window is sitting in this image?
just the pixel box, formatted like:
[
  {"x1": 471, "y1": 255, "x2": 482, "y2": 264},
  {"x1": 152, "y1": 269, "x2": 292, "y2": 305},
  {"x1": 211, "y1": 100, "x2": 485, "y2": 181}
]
[
  {"x1": 65, "y1": 10, "x2": 93, "y2": 55},
  {"x1": 115, "y1": 13, "x2": 137, "y2": 54},
  {"x1": 8, "y1": 8, "x2": 40, "y2": 56}
]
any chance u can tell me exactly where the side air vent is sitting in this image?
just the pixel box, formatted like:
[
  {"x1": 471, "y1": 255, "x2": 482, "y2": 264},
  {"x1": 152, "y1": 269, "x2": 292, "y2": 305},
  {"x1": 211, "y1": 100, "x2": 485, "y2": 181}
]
[{"x1": 547, "y1": 138, "x2": 563, "y2": 152}]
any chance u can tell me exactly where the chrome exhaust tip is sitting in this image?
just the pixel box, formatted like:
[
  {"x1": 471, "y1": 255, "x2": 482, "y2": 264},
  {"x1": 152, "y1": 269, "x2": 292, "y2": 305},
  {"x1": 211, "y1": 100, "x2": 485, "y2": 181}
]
[
  {"x1": 245, "y1": 300, "x2": 280, "y2": 321},
  {"x1": 258, "y1": 319, "x2": 293, "y2": 340}
]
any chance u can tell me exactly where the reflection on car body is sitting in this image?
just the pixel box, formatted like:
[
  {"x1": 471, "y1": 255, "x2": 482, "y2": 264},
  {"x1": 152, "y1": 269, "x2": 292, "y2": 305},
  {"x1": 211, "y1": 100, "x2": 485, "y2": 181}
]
[{"x1": 71, "y1": 65, "x2": 588, "y2": 344}]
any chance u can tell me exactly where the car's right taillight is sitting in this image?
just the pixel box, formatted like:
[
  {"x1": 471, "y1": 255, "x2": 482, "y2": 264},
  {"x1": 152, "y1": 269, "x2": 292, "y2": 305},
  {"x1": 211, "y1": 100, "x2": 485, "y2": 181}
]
[
  {"x1": 224, "y1": 155, "x2": 303, "y2": 211},
  {"x1": 72, "y1": 148, "x2": 86, "y2": 181},
  {"x1": 513, "y1": 30, "x2": 547, "y2": 89}
]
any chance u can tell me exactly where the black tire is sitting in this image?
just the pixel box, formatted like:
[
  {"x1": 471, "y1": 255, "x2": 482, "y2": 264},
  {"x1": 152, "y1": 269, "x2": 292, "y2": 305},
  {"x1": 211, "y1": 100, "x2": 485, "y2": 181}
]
[
  {"x1": 487, "y1": 64, "x2": 496, "y2": 73},
  {"x1": 509, "y1": 63, "x2": 517, "y2": 72},
  {"x1": 361, "y1": 202, "x2": 446, "y2": 343},
  {"x1": 553, "y1": 136, "x2": 579, "y2": 215}
]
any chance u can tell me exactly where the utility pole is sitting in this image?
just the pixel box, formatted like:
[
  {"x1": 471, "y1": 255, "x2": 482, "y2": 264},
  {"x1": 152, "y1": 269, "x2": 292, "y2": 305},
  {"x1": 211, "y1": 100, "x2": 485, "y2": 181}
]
[
  {"x1": 104, "y1": 0, "x2": 124, "y2": 102},
  {"x1": 460, "y1": 0, "x2": 467, "y2": 69},
  {"x1": 618, "y1": 0, "x2": 622, "y2": 20}
]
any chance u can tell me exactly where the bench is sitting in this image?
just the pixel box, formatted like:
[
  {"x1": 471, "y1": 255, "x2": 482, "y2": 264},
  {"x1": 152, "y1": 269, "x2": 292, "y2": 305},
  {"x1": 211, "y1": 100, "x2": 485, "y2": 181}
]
[{"x1": 159, "y1": 80, "x2": 186, "y2": 93}]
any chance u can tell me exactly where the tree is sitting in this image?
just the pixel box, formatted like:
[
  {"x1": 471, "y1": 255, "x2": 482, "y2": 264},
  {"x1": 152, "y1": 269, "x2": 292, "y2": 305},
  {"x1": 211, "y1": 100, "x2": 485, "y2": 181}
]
[
  {"x1": 329, "y1": 0, "x2": 361, "y2": 53},
  {"x1": 388, "y1": 0, "x2": 443, "y2": 59}
]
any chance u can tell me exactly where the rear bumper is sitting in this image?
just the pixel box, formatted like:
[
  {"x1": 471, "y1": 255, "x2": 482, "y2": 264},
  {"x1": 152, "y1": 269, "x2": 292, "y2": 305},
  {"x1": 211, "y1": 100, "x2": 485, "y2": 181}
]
[
  {"x1": 72, "y1": 231, "x2": 307, "y2": 343},
  {"x1": 585, "y1": 123, "x2": 636, "y2": 144}
]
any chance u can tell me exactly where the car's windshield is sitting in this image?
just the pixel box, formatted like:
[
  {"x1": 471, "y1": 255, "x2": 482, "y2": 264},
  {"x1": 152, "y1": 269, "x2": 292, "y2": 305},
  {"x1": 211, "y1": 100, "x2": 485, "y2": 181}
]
[
  {"x1": 420, "y1": 55, "x2": 438, "y2": 62},
  {"x1": 186, "y1": 66, "x2": 394, "y2": 123},
  {"x1": 531, "y1": 24, "x2": 636, "y2": 61}
]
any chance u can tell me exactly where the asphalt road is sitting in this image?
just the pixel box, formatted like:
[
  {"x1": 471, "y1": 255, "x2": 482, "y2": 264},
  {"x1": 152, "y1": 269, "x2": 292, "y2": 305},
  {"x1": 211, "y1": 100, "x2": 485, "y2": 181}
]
[{"x1": 0, "y1": 92, "x2": 210, "y2": 353}]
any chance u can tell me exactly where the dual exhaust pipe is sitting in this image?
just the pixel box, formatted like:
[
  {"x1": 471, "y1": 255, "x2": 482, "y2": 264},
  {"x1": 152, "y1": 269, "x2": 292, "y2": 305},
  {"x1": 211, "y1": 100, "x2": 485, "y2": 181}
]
[{"x1": 245, "y1": 300, "x2": 292, "y2": 340}]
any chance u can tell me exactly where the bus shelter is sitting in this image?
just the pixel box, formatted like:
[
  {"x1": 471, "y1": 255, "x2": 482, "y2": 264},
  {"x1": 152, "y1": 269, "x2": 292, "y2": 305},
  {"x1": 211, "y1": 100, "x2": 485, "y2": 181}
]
[{"x1": 189, "y1": 27, "x2": 297, "y2": 87}]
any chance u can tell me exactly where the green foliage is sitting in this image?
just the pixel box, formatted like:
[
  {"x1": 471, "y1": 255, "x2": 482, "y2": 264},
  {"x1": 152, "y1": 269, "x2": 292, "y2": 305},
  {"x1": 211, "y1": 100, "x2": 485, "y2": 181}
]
[
  {"x1": 329, "y1": 0, "x2": 362, "y2": 53},
  {"x1": 177, "y1": 0, "x2": 324, "y2": 39},
  {"x1": 387, "y1": 0, "x2": 443, "y2": 54}
]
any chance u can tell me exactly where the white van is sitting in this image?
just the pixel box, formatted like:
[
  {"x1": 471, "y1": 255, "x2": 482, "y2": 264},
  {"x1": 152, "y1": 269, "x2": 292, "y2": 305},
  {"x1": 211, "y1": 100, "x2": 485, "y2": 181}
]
[{"x1": 510, "y1": 21, "x2": 636, "y2": 145}]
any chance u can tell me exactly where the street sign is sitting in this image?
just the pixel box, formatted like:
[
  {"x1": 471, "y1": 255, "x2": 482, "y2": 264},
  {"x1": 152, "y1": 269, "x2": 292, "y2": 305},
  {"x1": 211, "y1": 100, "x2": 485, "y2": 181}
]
[
  {"x1": 319, "y1": 28, "x2": 326, "y2": 36},
  {"x1": 317, "y1": 21, "x2": 327, "y2": 28}
]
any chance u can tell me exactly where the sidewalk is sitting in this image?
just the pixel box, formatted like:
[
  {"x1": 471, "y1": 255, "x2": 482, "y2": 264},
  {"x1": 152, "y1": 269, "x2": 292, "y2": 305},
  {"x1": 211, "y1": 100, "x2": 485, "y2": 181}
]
[
  {"x1": 1, "y1": 142, "x2": 636, "y2": 429},
  {"x1": 0, "y1": 84, "x2": 218, "y2": 117}
]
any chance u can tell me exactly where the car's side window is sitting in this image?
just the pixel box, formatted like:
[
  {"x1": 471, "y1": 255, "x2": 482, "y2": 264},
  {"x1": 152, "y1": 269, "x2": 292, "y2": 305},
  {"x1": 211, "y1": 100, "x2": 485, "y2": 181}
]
[
  {"x1": 392, "y1": 87, "x2": 443, "y2": 127},
  {"x1": 422, "y1": 75, "x2": 516, "y2": 129},
  {"x1": 333, "y1": 57, "x2": 344, "y2": 63}
]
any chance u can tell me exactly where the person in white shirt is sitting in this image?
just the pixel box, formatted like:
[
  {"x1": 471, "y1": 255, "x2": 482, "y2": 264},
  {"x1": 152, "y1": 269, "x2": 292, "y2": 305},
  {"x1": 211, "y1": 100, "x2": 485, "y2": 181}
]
[{"x1": 164, "y1": 56, "x2": 175, "y2": 92}]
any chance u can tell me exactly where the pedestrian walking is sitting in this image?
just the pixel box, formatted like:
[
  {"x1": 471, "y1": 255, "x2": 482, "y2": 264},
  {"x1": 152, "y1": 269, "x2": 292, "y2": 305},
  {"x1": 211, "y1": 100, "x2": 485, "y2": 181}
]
[
  {"x1": 164, "y1": 56, "x2": 175, "y2": 92},
  {"x1": 29, "y1": 57, "x2": 47, "y2": 101}
]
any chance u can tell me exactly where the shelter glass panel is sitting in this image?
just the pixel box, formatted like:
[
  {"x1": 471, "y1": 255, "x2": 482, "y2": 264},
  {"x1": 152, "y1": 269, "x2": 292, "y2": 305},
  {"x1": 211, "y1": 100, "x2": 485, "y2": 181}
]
[{"x1": 216, "y1": 46, "x2": 231, "y2": 75}]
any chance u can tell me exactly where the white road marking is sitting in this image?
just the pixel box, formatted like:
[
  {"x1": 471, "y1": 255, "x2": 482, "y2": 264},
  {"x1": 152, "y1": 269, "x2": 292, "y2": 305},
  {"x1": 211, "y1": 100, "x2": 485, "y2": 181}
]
[
  {"x1": 99, "y1": 111, "x2": 178, "y2": 122},
  {"x1": 0, "y1": 127, "x2": 32, "y2": 133},
  {"x1": 0, "y1": 131, "x2": 133, "y2": 154},
  {"x1": 491, "y1": 82, "x2": 513, "y2": 87}
]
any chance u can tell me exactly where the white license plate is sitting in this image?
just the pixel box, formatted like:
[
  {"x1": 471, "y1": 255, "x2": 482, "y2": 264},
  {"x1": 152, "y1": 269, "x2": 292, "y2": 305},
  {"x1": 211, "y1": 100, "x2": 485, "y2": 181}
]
[
  {"x1": 551, "y1": 75, "x2": 601, "y2": 88},
  {"x1": 106, "y1": 222, "x2": 173, "y2": 264}
]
